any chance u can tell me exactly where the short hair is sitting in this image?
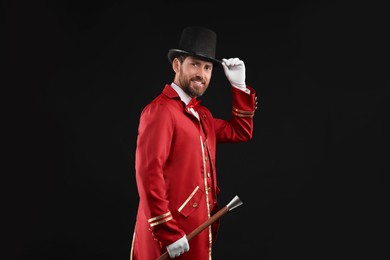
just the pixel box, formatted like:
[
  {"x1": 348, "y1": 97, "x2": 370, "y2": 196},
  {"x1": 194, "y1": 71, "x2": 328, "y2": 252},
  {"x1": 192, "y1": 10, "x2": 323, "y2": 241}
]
[{"x1": 175, "y1": 54, "x2": 188, "y2": 63}]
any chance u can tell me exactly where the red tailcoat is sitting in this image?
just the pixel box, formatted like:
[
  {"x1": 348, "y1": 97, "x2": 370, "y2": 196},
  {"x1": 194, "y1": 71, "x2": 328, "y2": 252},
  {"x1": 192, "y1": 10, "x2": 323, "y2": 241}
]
[{"x1": 131, "y1": 84, "x2": 257, "y2": 260}]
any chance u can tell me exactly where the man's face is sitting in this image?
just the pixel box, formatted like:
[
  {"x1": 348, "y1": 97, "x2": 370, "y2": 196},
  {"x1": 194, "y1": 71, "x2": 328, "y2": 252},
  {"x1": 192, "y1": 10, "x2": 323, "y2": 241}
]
[{"x1": 175, "y1": 56, "x2": 213, "y2": 98}]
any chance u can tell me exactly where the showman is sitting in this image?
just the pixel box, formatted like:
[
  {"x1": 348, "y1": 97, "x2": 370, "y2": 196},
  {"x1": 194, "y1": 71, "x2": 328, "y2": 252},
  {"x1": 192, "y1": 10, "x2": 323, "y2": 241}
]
[{"x1": 130, "y1": 26, "x2": 258, "y2": 260}]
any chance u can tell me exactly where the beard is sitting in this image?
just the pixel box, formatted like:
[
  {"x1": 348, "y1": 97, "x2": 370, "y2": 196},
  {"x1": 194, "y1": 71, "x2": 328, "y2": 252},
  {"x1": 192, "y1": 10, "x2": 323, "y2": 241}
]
[{"x1": 178, "y1": 75, "x2": 209, "y2": 98}]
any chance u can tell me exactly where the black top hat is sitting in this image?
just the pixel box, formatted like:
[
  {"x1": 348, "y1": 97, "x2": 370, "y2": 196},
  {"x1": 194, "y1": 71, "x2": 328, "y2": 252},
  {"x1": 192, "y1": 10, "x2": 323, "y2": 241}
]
[{"x1": 168, "y1": 26, "x2": 221, "y2": 65}]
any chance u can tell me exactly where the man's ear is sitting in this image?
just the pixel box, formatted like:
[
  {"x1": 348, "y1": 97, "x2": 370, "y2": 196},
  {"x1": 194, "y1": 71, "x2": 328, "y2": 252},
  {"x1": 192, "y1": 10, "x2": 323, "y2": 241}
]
[{"x1": 172, "y1": 58, "x2": 180, "y2": 73}]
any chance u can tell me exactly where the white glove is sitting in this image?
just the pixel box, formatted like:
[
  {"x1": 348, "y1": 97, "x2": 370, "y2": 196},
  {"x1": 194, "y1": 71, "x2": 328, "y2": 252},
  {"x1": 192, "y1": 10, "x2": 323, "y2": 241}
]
[
  {"x1": 166, "y1": 235, "x2": 189, "y2": 258},
  {"x1": 222, "y1": 58, "x2": 246, "y2": 89}
]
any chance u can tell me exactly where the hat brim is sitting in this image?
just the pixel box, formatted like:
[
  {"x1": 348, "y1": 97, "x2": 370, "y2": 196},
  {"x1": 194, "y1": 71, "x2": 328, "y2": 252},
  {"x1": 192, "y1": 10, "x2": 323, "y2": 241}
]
[{"x1": 168, "y1": 49, "x2": 222, "y2": 66}]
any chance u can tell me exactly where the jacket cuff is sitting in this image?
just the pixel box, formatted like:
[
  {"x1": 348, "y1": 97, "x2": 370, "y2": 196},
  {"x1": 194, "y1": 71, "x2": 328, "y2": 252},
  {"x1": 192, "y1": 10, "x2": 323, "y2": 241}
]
[{"x1": 231, "y1": 85, "x2": 257, "y2": 118}]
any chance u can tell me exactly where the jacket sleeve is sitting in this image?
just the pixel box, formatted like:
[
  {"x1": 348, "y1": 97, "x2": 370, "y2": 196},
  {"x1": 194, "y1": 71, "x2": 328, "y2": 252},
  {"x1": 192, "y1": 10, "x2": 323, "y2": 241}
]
[
  {"x1": 214, "y1": 86, "x2": 257, "y2": 142},
  {"x1": 135, "y1": 102, "x2": 186, "y2": 247}
]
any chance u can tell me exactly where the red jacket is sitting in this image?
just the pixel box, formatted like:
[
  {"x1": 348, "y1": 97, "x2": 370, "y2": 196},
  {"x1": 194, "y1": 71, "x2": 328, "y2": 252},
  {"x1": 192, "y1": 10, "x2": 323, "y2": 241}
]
[{"x1": 131, "y1": 84, "x2": 257, "y2": 260}]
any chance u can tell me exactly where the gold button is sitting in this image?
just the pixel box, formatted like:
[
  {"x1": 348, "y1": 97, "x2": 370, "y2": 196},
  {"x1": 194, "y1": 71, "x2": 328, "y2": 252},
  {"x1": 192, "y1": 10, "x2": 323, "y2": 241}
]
[
  {"x1": 207, "y1": 187, "x2": 211, "y2": 191},
  {"x1": 205, "y1": 156, "x2": 208, "y2": 161},
  {"x1": 207, "y1": 173, "x2": 210, "y2": 178},
  {"x1": 192, "y1": 202, "x2": 198, "y2": 208}
]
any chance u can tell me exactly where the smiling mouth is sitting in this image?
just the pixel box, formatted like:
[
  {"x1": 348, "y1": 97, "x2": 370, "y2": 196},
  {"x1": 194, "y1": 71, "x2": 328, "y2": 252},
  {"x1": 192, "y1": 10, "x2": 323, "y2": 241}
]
[{"x1": 192, "y1": 80, "x2": 204, "y2": 87}]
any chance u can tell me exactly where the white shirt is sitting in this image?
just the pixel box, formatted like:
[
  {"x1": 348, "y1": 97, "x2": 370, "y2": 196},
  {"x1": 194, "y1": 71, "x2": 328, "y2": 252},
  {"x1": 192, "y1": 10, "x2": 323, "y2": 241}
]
[{"x1": 170, "y1": 83, "x2": 200, "y2": 120}]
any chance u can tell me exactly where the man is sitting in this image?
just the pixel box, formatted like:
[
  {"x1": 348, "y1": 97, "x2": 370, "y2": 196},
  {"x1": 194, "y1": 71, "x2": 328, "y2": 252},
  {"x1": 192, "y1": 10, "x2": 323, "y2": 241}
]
[{"x1": 130, "y1": 26, "x2": 257, "y2": 259}]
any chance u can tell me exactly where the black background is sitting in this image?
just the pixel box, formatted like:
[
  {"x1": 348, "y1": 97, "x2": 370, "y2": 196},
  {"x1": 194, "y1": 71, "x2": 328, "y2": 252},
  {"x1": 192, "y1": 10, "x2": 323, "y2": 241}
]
[{"x1": 4, "y1": 0, "x2": 390, "y2": 259}]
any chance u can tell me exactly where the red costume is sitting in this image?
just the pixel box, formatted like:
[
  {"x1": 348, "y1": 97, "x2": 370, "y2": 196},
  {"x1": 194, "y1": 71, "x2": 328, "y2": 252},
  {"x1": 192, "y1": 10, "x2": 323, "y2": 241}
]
[{"x1": 130, "y1": 84, "x2": 256, "y2": 260}]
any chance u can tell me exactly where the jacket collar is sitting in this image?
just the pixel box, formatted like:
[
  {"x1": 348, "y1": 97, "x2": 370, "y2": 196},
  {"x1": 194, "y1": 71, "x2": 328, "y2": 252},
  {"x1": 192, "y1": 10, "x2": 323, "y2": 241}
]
[{"x1": 162, "y1": 84, "x2": 180, "y2": 99}]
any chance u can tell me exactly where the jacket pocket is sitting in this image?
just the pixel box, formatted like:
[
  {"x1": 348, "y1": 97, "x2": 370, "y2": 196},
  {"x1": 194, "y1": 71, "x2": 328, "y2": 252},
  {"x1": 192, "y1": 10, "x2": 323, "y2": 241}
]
[{"x1": 177, "y1": 186, "x2": 204, "y2": 218}]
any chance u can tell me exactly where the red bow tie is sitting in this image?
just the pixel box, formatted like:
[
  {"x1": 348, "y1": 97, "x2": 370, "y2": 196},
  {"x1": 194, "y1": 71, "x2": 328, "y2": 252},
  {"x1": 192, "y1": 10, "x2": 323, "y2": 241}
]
[{"x1": 186, "y1": 98, "x2": 201, "y2": 111}]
